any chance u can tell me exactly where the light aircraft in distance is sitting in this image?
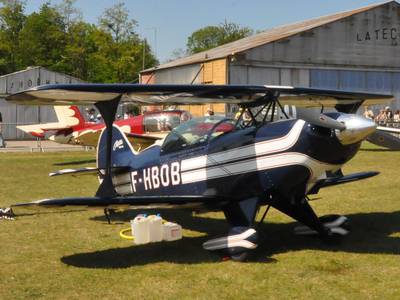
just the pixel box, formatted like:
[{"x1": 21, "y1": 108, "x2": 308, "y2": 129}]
[
  {"x1": 6, "y1": 84, "x2": 393, "y2": 261},
  {"x1": 17, "y1": 105, "x2": 191, "y2": 151}
]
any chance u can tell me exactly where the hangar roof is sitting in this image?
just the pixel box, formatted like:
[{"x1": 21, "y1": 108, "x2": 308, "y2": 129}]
[{"x1": 144, "y1": 1, "x2": 396, "y2": 72}]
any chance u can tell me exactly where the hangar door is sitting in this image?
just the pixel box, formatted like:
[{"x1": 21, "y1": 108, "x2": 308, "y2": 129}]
[
  {"x1": 183, "y1": 59, "x2": 227, "y2": 117},
  {"x1": 200, "y1": 59, "x2": 227, "y2": 116},
  {"x1": 310, "y1": 69, "x2": 400, "y2": 109}
]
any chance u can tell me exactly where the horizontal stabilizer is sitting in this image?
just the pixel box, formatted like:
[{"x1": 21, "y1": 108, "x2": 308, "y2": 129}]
[
  {"x1": 17, "y1": 123, "x2": 71, "y2": 135},
  {"x1": 49, "y1": 167, "x2": 99, "y2": 177},
  {"x1": 49, "y1": 166, "x2": 130, "y2": 177}
]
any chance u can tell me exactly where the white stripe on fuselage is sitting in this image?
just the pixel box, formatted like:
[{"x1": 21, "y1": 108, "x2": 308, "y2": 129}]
[
  {"x1": 117, "y1": 120, "x2": 341, "y2": 194},
  {"x1": 181, "y1": 152, "x2": 340, "y2": 192},
  {"x1": 181, "y1": 120, "x2": 306, "y2": 172},
  {"x1": 179, "y1": 120, "x2": 340, "y2": 192}
]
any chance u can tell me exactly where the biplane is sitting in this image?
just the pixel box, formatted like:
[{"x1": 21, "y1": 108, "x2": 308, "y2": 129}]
[
  {"x1": 17, "y1": 105, "x2": 191, "y2": 151},
  {"x1": 5, "y1": 84, "x2": 393, "y2": 261}
]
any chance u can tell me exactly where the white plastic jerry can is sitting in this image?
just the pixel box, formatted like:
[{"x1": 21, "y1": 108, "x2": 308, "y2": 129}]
[
  {"x1": 148, "y1": 215, "x2": 163, "y2": 243},
  {"x1": 162, "y1": 222, "x2": 182, "y2": 241},
  {"x1": 131, "y1": 215, "x2": 150, "y2": 245}
]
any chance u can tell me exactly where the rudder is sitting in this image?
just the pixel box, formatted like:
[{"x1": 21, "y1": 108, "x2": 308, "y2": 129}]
[
  {"x1": 97, "y1": 124, "x2": 137, "y2": 170},
  {"x1": 54, "y1": 106, "x2": 85, "y2": 129}
]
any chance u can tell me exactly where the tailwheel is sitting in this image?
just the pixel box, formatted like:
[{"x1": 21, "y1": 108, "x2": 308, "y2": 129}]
[
  {"x1": 294, "y1": 214, "x2": 350, "y2": 240},
  {"x1": 202, "y1": 227, "x2": 258, "y2": 262}
]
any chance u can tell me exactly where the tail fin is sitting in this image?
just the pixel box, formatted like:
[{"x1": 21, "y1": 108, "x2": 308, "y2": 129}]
[
  {"x1": 17, "y1": 106, "x2": 86, "y2": 138},
  {"x1": 54, "y1": 106, "x2": 85, "y2": 130},
  {"x1": 97, "y1": 124, "x2": 137, "y2": 170}
]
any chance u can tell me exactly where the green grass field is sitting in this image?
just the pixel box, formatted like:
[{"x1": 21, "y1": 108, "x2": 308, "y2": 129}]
[{"x1": 0, "y1": 143, "x2": 399, "y2": 299}]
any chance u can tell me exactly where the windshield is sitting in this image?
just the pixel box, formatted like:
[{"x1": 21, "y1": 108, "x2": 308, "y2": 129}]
[
  {"x1": 161, "y1": 116, "x2": 236, "y2": 153},
  {"x1": 143, "y1": 111, "x2": 192, "y2": 132}
]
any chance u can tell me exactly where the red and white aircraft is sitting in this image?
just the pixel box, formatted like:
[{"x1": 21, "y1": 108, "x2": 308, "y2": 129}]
[{"x1": 18, "y1": 106, "x2": 191, "y2": 150}]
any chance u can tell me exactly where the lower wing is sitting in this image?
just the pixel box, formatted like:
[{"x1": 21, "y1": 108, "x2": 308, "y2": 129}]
[
  {"x1": 10, "y1": 195, "x2": 223, "y2": 215},
  {"x1": 367, "y1": 130, "x2": 400, "y2": 150},
  {"x1": 308, "y1": 171, "x2": 379, "y2": 194}
]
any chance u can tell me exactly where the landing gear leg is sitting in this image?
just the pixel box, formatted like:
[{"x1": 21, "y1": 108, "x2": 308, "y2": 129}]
[
  {"x1": 203, "y1": 197, "x2": 260, "y2": 261},
  {"x1": 269, "y1": 196, "x2": 330, "y2": 237},
  {"x1": 257, "y1": 205, "x2": 271, "y2": 229},
  {"x1": 294, "y1": 214, "x2": 350, "y2": 240}
]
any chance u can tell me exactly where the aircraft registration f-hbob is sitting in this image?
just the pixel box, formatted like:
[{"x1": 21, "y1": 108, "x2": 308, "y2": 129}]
[{"x1": 5, "y1": 84, "x2": 394, "y2": 261}]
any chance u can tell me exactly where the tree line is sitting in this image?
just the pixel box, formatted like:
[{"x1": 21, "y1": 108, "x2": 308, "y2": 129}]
[
  {"x1": 0, "y1": 0, "x2": 253, "y2": 82},
  {"x1": 0, "y1": 0, "x2": 157, "y2": 83}
]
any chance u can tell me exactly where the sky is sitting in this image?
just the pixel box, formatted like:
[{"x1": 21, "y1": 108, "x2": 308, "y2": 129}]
[{"x1": 25, "y1": 0, "x2": 388, "y2": 63}]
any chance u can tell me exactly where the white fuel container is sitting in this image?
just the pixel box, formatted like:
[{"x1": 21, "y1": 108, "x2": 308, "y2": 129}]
[
  {"x1": 148, "y1": 215, "x2": 163, "y2": 242},
  {"x1": 162, "y1": 222, "x2": 182, "y2": 241},
  {"x1": 131, "y1": 215, "x2": 150, "y2": 244}
]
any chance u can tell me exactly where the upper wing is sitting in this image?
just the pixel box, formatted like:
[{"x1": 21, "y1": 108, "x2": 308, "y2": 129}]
[{"x1": 6, "y1": 84, "x2": 393, "y2": 108}]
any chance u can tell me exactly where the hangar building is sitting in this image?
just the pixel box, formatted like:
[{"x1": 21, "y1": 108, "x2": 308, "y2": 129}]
[
  {"x1": 0, "y1": 67, "x2": 83, "y2": 139},
  {"x1": 140, "y1": 1, "x2": 400, "y2": 116}
]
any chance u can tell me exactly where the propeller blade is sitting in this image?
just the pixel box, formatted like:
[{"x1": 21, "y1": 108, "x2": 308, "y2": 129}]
[{"x1": 299, "y1": 110, "x2": 346, "y2": 131}]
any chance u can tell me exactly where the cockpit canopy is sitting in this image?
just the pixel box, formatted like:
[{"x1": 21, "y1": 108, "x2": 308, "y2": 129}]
[
  {"x1": 143, "y1": 110, "x2": 192, "y2": 132},
  {"x1": 161, "y1": 116, "x2": 237, "y2": 154}
]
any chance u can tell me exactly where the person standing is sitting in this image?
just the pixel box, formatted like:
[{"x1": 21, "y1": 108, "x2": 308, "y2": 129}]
[
  {"x1": 0, "y1": 111, "x2": 5, "y2": 148},
  {"x1": 87, "y1": 108, "x2": 96, "y2": 122},
  {"x1": 205, "y1": 108, "x2": 214, "y2": 117}
]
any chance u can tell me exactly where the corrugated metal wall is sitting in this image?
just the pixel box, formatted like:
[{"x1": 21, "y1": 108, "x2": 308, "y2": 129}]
[
  {"x1": 310, "y1": 69, "x2": 400, "y2": 109},
  {"x1": 228, "y1": 65, "x2": 311, "y2": 116},
  {"x1": 244, "y1": 2, "x2": 400, "y2": 70},
  {"x1": 154, "y1": 64, "x2": 203, "y2": 84},
  {"x1": 0, "y1": 67, "x2": 83, "y2": 139},
  {"x1": 229, "y1": 65, "x2": 310, "y2": 87}
]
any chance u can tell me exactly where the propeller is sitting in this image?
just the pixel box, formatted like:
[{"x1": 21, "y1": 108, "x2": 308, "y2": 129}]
[{"x1": 298, "y1": 109, "x2": 346, "y2": 131}]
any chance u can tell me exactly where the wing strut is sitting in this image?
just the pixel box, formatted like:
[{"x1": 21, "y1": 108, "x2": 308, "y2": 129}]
[{"x1": 95, "y1": 97, "x2": 120, "y2": 198}]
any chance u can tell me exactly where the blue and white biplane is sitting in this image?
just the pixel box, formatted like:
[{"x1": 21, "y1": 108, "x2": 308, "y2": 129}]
[{"x1": 5, "y1": 84, "x2": 393, "y2": 260}]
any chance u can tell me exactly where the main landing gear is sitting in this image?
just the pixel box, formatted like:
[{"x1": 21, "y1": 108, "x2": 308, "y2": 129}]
[
  {"x1": 294, "y1": 214, "x2": 350, "y2": 238},
  {"x1": 202, "y1": 227, "x2": 259, "y2": 262},
  {"x1": 202, "y1": 195, "x2": 351, "y2": 261},
  {"x1": 202, "y1": 197, "x2": 262, "y2": 261}
]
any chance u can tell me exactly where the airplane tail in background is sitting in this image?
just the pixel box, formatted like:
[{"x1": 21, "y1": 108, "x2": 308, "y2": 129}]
[
  {"x1": 54, "y1": 106, "x2": 86, "y2": 130},
  {"x1": 17, "y1": 106, "x2": 86, "y2": 137},
  {"x1": 97, "y1": 124, "x2": 137, "y2": 170}
]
